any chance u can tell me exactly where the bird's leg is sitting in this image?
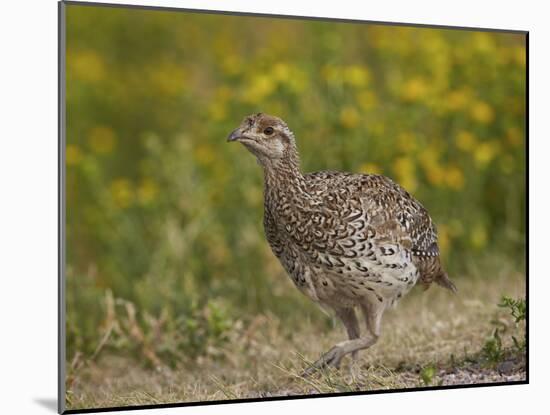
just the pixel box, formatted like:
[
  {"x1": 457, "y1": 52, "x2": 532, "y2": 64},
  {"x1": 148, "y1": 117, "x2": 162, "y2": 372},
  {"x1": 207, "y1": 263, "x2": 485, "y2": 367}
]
[
  {"x1": 301, "y1": 306, "x2": 359, "y2": 376},
  {"x1": 302, "y1": 302, "x2": 384, "y2": 376},
  {"x1": 334, "y1": 307, "x2": 360, "y2": 361},
  {"x1": 360, "y1": 301, "x2": 384, "y2": 348},
  {"x1": 336, "y1": 306, "x2": 361, "y2": 378}
]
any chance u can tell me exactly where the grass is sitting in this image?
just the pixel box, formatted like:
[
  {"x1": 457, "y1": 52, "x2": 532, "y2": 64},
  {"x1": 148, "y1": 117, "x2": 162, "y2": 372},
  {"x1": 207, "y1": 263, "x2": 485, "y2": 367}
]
[{"x1": 66, "y1": 268, "x2": 526, "y2": 410}]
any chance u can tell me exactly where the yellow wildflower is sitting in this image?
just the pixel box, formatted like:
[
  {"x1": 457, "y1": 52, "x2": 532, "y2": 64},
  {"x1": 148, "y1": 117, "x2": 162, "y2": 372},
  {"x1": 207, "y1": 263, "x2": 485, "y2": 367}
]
[
  {"x1": 222, "y1": 54, "x2": 242, "y2": 76},
  {"x1": 470, "y1": 100, "x2": 495, "y2": 124},
  {"x1": 137, "y1": 179, "x2": 158, "y2": 205},
  {"x1": 392, "y1": 156, "x2": 417, "y2": 192},
  {"x1": 243, "y1": 75, "x2": 276, "y2": 104},
  {"x1": 344, "y1": 65, "x2": 371, "y2": 88},
  {"x1": 370, "y1": 121, "x2": 386, "y2": 137},
  {"x1": 474, "y1": 141, "x2": 499, "y2": 166},
  {"x1": 424, "y1": 164, "x2": 445, "y2": 186},
  {"x1": 150, "y1": 61, "x2": 186, "y2": 96},
  {"x1": 66, "y1": 144, "x2": 83, "y2": 166},
  {"x1": 445, "y1": 89, "x2": 470, "y2": 111},
  {"x1": 506, "y1": 126, "x2": 523, "y2": 147},
  {"x1": 110, "y1": 178, "x2": 134, "y2": 209},
  {"x1": 420, "y1": 147, "x2": 444, "y2": 186},
  {"x1": 402, "y1": 77, "x2": 429, "y2": 102},
  {"x1": 470, "y1": 224, "x2": 488, "y2": 249},
  {"x1": 70, "y1": 50, "x2": 105, "y2": 83},
  {"x1": 208, "y1": 86, "x2": 233, "y2": 121},
  {"x1": 472, "y1": 33, "x2": 495, "y2": 53},
  {"x1": 359, "y1": 162, "x2": 382, "y2": 175},
  {"x1": 272, "y1": 63, "x2": 290, "y2": 82},
  {"x1": 438, "y1": 224, "x2": 451, "y2": 256},
  {"x1": 455, "y1": 131, "x2": 476, "y2": 152},
  {"x1": 88, "y1": 126, "x2": 116, "y2": 154},
  {"x1": 339, "y1": 106, "x2": 360, "y2": 129},
  {"x1": 445, "y1": 166, "x2": 465, "y2": 190},
  {"x1": 321, "y1": 65, "x2": 340, "y2": 86},
  {"x1": 514, "y1": 46, "x2": 526, "y2": 67},
  {"x1": 356, "y1": 90, "x2": 377, "y2": 112},
  {"x1": 286, "y1": 68, "x2": 308, "y2": 93}
]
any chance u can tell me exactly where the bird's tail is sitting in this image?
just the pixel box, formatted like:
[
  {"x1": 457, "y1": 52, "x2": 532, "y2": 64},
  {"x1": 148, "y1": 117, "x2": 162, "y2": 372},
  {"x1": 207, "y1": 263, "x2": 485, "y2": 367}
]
[{"x1": 436, "y1": 271, "x2": 457, "y2": 294}]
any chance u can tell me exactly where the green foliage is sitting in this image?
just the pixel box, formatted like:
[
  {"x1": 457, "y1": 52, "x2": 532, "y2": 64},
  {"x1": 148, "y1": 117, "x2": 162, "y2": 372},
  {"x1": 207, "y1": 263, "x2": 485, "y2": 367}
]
[
  {"x1": 180, "y1": 299, "x2": 233, "y2": 360},
  {"x1": 68, "y1": 289, "x2": 235, "y2": 368},
  {"x1": 64, "y1": 4, "x2": 526, "y2": 366},
  {"x1": 482, "y1": 328, "x2": 504, "y2": 364},
  {"x1": 482, "y1": 296, "x2": 526, "y2": 364},
  {"x1": 499, "y1": 296, "x2": 526, "y2": 352},
  {"x1": 499, "y1": 296, "x2": 526, "y2": 323},
  {"x1": 419, "y1": 364, "x2": 437, "y2": 386}
]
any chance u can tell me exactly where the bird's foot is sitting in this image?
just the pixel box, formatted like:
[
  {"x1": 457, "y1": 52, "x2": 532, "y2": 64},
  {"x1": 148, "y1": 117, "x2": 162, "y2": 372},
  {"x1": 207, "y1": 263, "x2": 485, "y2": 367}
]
[
  {"x1": 348, "y1": 358, "x2": 362, "y2": 382},
  {"x1": 301, "y1": 346, "x2": 345, "y2": 377}
]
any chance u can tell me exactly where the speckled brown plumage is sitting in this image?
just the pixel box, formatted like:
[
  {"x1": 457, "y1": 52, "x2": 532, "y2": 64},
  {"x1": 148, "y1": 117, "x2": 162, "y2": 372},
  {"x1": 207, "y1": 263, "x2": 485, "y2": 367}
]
[{"x1": 228, "y1": 113, "x2": 456, "y2": 373}]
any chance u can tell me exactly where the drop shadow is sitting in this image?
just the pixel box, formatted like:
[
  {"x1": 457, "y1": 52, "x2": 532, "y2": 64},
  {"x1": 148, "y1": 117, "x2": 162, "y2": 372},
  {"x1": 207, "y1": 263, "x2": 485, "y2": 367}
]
[{"x1": 34, "y1": 398, "x2": 58, "y2": 413}]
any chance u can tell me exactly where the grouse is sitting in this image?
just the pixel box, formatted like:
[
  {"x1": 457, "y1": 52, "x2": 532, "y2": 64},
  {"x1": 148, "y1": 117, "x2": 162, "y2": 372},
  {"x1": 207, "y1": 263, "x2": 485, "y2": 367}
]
[{"x1": 227, "y1": 113, "x2": 457, "y2": 373}]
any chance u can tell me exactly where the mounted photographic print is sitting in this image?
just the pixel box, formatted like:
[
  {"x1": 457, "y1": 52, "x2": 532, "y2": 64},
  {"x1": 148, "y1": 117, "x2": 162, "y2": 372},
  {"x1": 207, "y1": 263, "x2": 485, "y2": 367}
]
[{"x1": 59, "y1": 1, "x2": 528, "y2": 413}]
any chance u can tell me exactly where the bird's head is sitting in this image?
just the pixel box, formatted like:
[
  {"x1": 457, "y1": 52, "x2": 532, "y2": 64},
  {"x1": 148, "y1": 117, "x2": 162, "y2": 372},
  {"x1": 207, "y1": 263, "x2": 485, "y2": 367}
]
[{"x1": 227, "y1": 113, "x2": 297, "y2": 166}]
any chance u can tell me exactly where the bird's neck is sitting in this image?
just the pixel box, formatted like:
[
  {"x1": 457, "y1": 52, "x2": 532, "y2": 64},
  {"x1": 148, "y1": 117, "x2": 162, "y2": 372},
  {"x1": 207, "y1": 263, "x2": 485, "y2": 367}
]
[{"x1": 262, "y1": 149, "x2": 307, "y2": 199}]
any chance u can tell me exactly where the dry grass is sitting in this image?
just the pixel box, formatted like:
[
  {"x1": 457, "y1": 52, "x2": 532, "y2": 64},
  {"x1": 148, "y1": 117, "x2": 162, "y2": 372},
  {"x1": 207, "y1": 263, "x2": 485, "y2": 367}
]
[{"x1": 66, "y1": 270, "x2": 526, "y2": 410}]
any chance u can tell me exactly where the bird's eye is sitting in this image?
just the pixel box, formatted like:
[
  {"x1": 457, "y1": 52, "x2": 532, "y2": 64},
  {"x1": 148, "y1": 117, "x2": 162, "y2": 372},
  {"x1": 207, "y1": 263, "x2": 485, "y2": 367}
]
[{"x1": 263, "y1": 127, "x2": 274, "y2": 135}]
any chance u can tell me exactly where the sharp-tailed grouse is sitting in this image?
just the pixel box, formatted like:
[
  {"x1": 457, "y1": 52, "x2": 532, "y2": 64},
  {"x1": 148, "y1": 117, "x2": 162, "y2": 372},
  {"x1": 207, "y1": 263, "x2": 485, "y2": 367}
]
[{"x1": 227, "y1": 113, "x2": 457, "y2": 373}]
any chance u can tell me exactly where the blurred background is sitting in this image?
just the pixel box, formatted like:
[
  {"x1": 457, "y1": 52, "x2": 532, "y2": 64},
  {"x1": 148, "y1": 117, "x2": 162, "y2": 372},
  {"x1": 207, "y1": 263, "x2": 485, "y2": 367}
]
[{"x1": 65, "y1": 5, "x2": 526, "y2": 370}]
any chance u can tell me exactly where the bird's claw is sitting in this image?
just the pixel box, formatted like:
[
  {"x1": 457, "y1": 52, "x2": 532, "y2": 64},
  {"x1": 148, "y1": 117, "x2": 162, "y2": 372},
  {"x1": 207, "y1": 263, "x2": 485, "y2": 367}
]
[{"x1": 300, "y1": 346, "x2": 344, "y2": 377}]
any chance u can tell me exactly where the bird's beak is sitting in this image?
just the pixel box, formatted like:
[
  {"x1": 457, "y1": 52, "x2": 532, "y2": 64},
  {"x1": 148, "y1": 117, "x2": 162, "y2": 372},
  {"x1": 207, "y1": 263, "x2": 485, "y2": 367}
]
[{"x1": 227, "y1": 128, "x2": 242, "y2": 142}]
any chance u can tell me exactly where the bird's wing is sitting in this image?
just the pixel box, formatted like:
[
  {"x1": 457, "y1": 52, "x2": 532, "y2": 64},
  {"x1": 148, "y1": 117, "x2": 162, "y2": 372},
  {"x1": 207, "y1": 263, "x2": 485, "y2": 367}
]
[
  {"x1": 297, "y1": 171, "x2": 455, "y2": 292},
  {"x1": 363, "y1": 175, "x2": 439, "y2": 256},
  {"x1": 297, "y1": 172, "x2": 439, "y2": 268}
]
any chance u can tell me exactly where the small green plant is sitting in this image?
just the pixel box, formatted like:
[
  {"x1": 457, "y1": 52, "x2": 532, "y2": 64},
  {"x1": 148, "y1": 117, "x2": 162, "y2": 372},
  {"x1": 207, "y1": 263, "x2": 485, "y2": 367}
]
[
  {"x1": 498, "y1": 296, "x2": 526, "y2": 351},
  {"x1": 180, "y1": 299, "x2": 234, "y2": 360},
  {"x1": 498, "y1": 296, "x2": 526, "y2": 323},
  {"x1": 75, "y1": 291, "x2": 237, "y2": 368},
  {"x1": 482, "y1": 328, "x2": 504, "y2": 364},
  {"x1": 482, "y1": 295, "x2": 526, "y2": 364},
  {"x1": 419, "y1": 364, "x2": 437, "y2": 386}
]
